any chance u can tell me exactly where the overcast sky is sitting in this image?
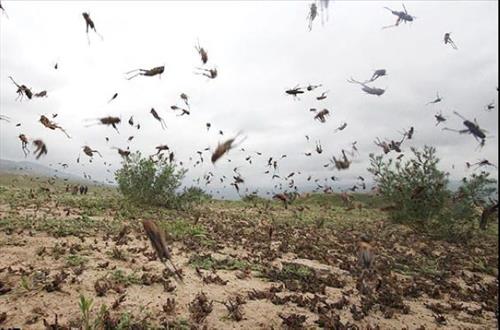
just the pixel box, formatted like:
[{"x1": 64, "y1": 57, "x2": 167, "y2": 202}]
[{"x1": 0, "y1": 1, "x2": 498, "y2": 199}]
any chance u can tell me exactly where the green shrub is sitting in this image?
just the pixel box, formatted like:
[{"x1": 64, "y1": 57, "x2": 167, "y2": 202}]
[
  {"x1": 115, "y1": 152, "x2": 186, "y2": 208},
  {"x1": 178, "y1": 186, "x2": 211, "y2": 206},
  {"x1": 369, "y1": 146, "x2": 498, "y2": 242},
  {"x1": 368, "y1": 146, "x2": 450, "y2": 225}
]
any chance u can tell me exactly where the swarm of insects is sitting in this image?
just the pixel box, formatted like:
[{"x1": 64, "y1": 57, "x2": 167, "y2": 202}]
[
  {"x1": 33, "y1": 140, "x2": 47, "y2": 159},
  {"x1": 142, "y1": 219, "x2": 183, "y2": 280},
  {"x1": 126, "y1": 66, "x2": 165, "y2": 80},
  {"x1": 39, "y1": 115, "x2": 71, "y2": 138}
]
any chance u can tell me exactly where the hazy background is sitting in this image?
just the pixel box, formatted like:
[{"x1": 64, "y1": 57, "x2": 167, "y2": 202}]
[{"x1": 0, "y1": 1, "x2": 498, "y2": 199}]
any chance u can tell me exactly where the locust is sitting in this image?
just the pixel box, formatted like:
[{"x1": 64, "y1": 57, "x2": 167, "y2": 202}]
[
  {"x1": 314, "y1": 109, "x2": 330, "y2": 123},
  {"x1": 195, "y1": 39, "x2": 208, "y2": 65},
  {"x1": 469, "y1": 159, "x2": 497, "y2": 170},
  {"x1": 82, "y1": 146, "x2": 102, "y2": 158},
  {"x1": 306, "y1": 84, "x2": 322, "y2": 91},
  {"x1": 315, "y1": 141, "x2": 323, "y2": 154},
  {"x1": 374, "y1": 138, "x2": 391, "y2": 154},
  {"x1": 85, "y1": 116, "x2": 121, "y2": 133},
  {"x1": 0, "y1": 114, "x2": 10, "y2": 122},
  {"x1": 347, "y1": 77, "x2": 385, "y2": 96},
  {"x1": 212, "y1": 133, "x2": 246, "y2": 163},
  {"x1": 367, "y1": 69, "x2": 387, "y2": 83},
  {"x1": 0, "y1": 1, "x2": 8, "y2": 18},
  {"x1": 307, "y1": 2, "x2": 318, "y2": 31},
  {"x1": 125, "y1": 66, "x2": 165, "y2": 80},
  {"x1": 82, "y1": 12, "x2": 103, "y2": 45},
  {"x1": 180, "y1": 93, "x2": 190, "y2": 109},
  {"x1": 383, "y1": 4, "x2": 415, "y2": 29},
  {"x1": 434, "y1": 111, "x2": 447, "y2": 126},
  {"x1": 426, "y1": 92, "x2": 443, "y2": 105},
  {"x1": 143, "y1": 219, "x2": 183, "y2": 280},
  {"x1": 107, "y1": 93, "x2": 118, "y2": 103},
  {"x1": 155, "y1": 144, "x2": 169, "y2": 155},
  {"x1": 39, "y1": 115, "x2": 71, "y2": 138},
  {"x1": 316, "y1": 90, "x2": 329, "y2": 100},
  {"x1": 33, "y1": 140, "x2": 47, "y2": 159},
  {"x1": 114, "y1": 147, "x2": 130, "y2": 159},
  {"x1": 34, "y1": 90, "x2": 48, "y2": 98},
  {"x1": 444, "y1": 33, "x2": 458, "y2": 50},
  {"x1": 485, "y1": 102, "x2": 495, "y2": 112},
  {"x1": 8, "y1": 76, "x2": 33, "y2": 101},
  {"x1": 150, "y1": 108, "x2": 166, "y2": 129},
  {"x1": 19, "y1": 134, "x2": 29, "y2": 157},
  {"x1": 285, "y1": 85, "x2": 304, "y2": 100},
  {"x1": 443, "y1": 111, "x2": 487, "y2": 147},
  {"x1": 334, "y1": 122, "x2": 348, "y2": 132},
  {"x1": 195, "y1": 67, "x2": 217, "y2": 79},
  {"x1": 330, "y1": 149, "x2": 351, "y2": 170}
]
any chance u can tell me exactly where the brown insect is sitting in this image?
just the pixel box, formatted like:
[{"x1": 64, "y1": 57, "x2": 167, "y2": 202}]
[
  {"x1": 315, "y1": 141, "x2": 323, "y2": 154},
  {"x1": 19, "y1": 134, "x2": 29, "y2": 157},
  {"x1": 316, "y1": 90, "x2": 329, "y2": 100},
  {"x1": 374, "y1": 137, "x2": 391, "y2": 154},
  {"x1": 33, "y1": 139, "x2": 47, "y2": 159},
  {"x1": 34, "y1": 90, "x2": 48, "y2": 98},
  {"x1": 314, "y1": 109, "x2": 330, "y2": 123},
  {"x1": 195, "y1": 39, "x2": 208, "y2": 65},
  {"x1": 155, "y1": 144, "x2": 169, "y2": 154},
  {"x1": 86, "y1": 116, "x2": 121, "y2": 133},
  {"x1": 211, "y1": 133, "x2": 245, "y2": 164},
  {"x1": 82, "y1": 145, "x2": 102, "y2": 158},
  {"x1": 82, "y1": 12, "x2": 103, "y2": 44},
  {"x1": 142, "y1": 219, "x2": 183, "y2": 280},
  {"x1": 331, "y1": 149, "x2": 351, "y2": 170},
  {"x1": 126, "y1": 66, "x2": 165, "y2": 80},
  {"x1": 0, "y1": 114, "x2": 10, "y2": 122},
  {"x1": 113, "y1": 147, "x2": 130, "y2": 159},
  {"x1": 195, "y1": 67, "x2": 217, "y2": 79},
  {"x1": 180, "y1": 93, "x2": 190, "y2": 109},
  {"x1": 150, "y1": 108, "x2": 166, "y2": 129},
  {"x1": 8, "y1": 76, "x2": 32, "y2": 101},
  {"x1": 357, "y1": 240, "x2": 374, "y2": 269},
  {"x1": 39, "y1": 115, "x2": 71, "y2": 138}
]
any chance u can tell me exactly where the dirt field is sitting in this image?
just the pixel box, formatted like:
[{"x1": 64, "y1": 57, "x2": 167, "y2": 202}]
[{"x1": 0, "y1": 175, "x2": 498, "y2": 329}]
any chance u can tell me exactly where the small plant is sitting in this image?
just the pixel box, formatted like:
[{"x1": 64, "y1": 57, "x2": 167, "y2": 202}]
[
  {"x1": 79, "y1": 294, "x2": 94, "y2": 330},
  {"x1": 66, "y1": 254, "x2": 88, "y2": 267}
]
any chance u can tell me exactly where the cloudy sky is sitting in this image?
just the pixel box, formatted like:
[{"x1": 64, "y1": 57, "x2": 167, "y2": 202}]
[{"x1": 0, "y1": 1, "x2": 498, "y2": 199}]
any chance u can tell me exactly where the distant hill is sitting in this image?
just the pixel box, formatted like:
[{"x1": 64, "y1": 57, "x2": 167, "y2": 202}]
[{"x1": 0, "y1": 158, "x2": 85, "y2": 182}]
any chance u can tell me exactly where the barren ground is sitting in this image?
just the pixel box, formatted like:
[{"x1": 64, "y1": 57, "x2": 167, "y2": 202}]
[{"x1": 0, "y1": 174, "x2": 498, "y2": 329}]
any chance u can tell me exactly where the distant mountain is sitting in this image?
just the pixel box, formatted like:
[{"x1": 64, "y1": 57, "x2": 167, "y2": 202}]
[{"x1": 0, "y1": 158, "x2": 84, "y2": 182}]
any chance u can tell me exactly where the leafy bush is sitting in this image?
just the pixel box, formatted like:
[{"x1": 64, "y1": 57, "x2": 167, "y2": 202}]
[
  {"x1": 178, "y1": 186, "x2": 211, "y2": 206},
  {"x1": 368, "y1": 146, "x2": 450, "y2": 225},
  {"x1": 368, "y1": 146, "x2": 498, "y2": 241},
  {"x1": 436, "y1": 172, "x2": 498, "y2": 241},
  {"x1": 115, "y1": 152, "x2": 187, "y2": 208}
]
